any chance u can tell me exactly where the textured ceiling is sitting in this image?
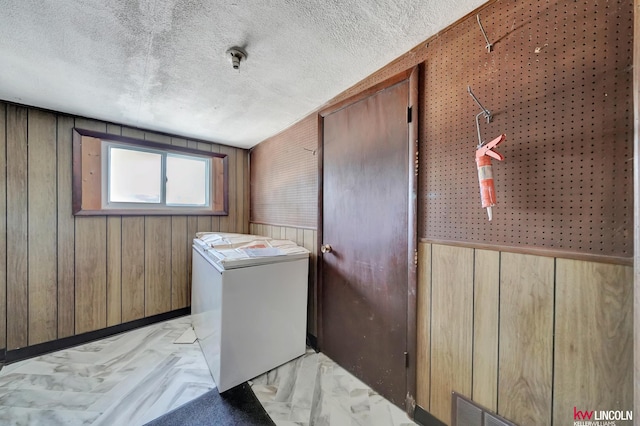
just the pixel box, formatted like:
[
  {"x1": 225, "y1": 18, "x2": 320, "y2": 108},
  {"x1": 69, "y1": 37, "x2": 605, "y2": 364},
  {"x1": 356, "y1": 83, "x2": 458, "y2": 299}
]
[{"x1": 0, "y1": 0, "x2": 485, "y2": 148}]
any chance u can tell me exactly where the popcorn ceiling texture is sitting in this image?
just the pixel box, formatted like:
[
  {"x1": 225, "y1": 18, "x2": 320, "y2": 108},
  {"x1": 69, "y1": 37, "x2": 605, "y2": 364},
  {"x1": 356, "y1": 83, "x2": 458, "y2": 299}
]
[{"x1": 0, "y1": 0, "x2": 485, "y2": 148}]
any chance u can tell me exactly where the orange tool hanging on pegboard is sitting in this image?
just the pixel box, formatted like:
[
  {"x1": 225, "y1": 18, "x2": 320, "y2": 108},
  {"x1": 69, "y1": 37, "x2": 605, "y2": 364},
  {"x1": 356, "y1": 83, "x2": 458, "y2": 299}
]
[{"x1": 476, "y1": 134, "x2": 505, "y2": 221}]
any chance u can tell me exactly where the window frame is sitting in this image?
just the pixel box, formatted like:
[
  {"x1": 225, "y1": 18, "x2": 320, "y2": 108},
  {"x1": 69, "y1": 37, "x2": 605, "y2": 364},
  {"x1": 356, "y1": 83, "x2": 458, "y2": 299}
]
[{"x1": 72, "y1": 128, "x2": 228, "y2": 216}]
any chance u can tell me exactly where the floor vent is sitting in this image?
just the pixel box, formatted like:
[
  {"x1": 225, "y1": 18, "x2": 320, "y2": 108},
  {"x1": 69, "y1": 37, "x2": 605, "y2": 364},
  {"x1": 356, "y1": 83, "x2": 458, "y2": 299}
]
[{"x1": 451, "y1": 392, "x2": 517, "y2": 426}]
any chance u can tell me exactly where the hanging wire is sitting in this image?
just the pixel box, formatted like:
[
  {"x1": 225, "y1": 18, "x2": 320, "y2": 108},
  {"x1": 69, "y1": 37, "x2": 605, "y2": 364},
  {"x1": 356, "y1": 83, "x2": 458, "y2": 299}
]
[
  {"x1": 468, "y1": 86, "x2": 492, "y2": 147},
  {"x1": 477, "y1": 14, "x2": 493, "y2": 52}
]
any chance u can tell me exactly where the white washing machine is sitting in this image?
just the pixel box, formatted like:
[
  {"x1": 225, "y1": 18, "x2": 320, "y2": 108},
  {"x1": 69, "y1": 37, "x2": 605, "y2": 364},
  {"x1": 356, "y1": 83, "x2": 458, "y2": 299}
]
[{"x1": 191, "y1": 232, "x2": 309, "y2": 393}]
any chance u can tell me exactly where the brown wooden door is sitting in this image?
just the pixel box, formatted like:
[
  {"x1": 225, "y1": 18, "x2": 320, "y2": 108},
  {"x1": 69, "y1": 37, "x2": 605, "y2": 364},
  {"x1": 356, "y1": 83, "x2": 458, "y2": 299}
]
[{"x1": 321, "y1": 79, "x2": 410, "y2": 406}]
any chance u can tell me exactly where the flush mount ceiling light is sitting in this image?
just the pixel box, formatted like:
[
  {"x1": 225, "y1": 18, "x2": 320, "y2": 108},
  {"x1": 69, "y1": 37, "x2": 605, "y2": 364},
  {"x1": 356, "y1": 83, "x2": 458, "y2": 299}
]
[{"x1": 226, "y1": 47, "x2": 247, "y2": 70}]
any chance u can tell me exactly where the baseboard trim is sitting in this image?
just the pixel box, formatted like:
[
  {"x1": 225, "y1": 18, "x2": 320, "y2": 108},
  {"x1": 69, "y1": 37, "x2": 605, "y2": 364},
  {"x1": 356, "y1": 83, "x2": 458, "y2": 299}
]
[
  {"x1": 414, "y1": 405, "x2": 446, "y2": 426},
  {"x1": 4, "y1": 308, "x2": 191, "y2": 364}
]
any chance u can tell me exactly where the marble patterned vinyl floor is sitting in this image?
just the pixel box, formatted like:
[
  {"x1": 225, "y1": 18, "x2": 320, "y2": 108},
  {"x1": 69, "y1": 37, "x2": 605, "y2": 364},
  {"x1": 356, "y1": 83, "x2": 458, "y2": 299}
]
[
  {"x1": 0, "y1": 316, "x2": 215, "y2": 426},
  {"x1": 0, "y1": 317, "x2": 416, "y2": 426},
  {"x1": 251, "y1": 349, "x2": 416, "y2": 426}
]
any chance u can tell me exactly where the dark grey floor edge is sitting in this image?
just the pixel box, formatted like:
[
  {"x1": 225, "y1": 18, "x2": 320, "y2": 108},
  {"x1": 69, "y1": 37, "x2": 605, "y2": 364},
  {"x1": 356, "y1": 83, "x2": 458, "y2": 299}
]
[{"x1": 144, "y1": 382, "x2": 275, "y2": 426}]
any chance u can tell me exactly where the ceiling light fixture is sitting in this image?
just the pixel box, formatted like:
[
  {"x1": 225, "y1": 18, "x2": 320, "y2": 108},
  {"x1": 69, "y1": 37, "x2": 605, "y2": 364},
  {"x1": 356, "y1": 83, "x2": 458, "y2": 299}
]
[{"x1": 226, "y1": 47, "x2": 247, "y2": 70}]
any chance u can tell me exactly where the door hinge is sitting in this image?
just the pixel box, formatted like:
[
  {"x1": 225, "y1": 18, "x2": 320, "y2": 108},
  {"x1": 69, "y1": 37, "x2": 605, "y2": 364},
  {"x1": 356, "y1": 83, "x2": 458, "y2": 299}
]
[
  {"x1": 414, "y1": 249, "x2": 418, "y2": 267},
  {"x1": 404, "y1": 351, "x2": 409, "y2": 368},
  {"x1": 407, "y1": 106, "x2": 413, "y2": 123}
]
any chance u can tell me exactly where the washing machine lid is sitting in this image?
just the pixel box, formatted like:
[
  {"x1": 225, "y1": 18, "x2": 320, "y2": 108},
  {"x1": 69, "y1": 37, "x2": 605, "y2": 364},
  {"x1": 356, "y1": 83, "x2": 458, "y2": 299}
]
[{"x1": 194, "y1": 232, "x2": 310, "y2": 270}]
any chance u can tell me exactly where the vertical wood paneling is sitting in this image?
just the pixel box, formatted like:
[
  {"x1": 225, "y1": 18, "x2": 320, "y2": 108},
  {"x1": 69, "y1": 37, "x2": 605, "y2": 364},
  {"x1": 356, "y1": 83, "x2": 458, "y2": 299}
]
[
  {"x1": 187, "y1": 216, "x2": 198, "y2": 300},
  {"x1": 0, "y1": 103, "x2": 251, "y2": 352},
  {"x1": 210, "y1": 144, "x2": 221, "y2": 231},
  {"x1": 122, "y1": 127, "x2": 146, "y2": 139},
  {"x1": 171, "y1": 137, "x2": 189, "y2": 310},
  {"x1": 219, "y1": 146, "x2": 235, "y2": 232},
  {"x1": 171, "y1": 137, "x2": 187, "y2": 148},
  {"x1": 119, "y1": 131, "x2": 146, "y2": 324},
  {"x1": 243, "y1": 151, "x2": 250, "y2": 233},
  {"x1": 197, "y1": 215, "x2": 212, "y2": 233},
  {"x1": 75, "y1": 217, "x2": 107, "y2": 334},
  {"x1": 144, "y1": 132, "x2": 171, "y2": 145},
  {"x1": 74, "y1": 118, "x2": 107, "y2": 335},
  {"x1": 7, "y1": 105, "x2": 28, "y2": 349},
  {"x1": 27, "y1": 109, "x2": 58, "y2": 345},
  {"x1": 57, "y1": 115, "x2": 75, "y2": 339},
  {"x1": 145, "y1": 217, "x2": 172, "y2": 316},
  {"x1": 285, "y1": 227, "x2": 297, "y2": 242},
  {"x1": 0, "y1": 104, "x2": 6, "y2": 349},
  {"x1": 106, "y1": 123, "x2": 120, "y2": 135},
  {"x1": 416, "y1": 242, "x2": 432, "y2": 408},
  {"x1": 106, "y1": 216, "x2": 122, "y2": 326},
  {"x1": 236, "y1": 149, "x2": 246, "y2": 233},
  {"x1": 303, "y1": 228, "x2": 316, "y2": 335},
  {"x1": 195, "y1": 142, "x2": 213, "y2": 233},
  {"x1": 121, "y1": 217, "x2": 145, "y2": 322},
  {"x1": 106, "y1": 125, "x2": 122, "y2": 327},
  {"x1": 171, "y1": 216, "x2": 188, "y2": 309},
  {"x1": 429, "y1": 244, "x2": 474, "y2": 425},
  {"x1": 472, "y1": 249, "x2": 500, "y2": 411},
  {"x1": 499, "y1": 253, "x2": 554, "y2": 425},
  {"x1": 554, "y1": 260, "x2": 633, "y2": 423},
  {"x1": 312, "y1": 230, "x2": 317, "y2": 333}
]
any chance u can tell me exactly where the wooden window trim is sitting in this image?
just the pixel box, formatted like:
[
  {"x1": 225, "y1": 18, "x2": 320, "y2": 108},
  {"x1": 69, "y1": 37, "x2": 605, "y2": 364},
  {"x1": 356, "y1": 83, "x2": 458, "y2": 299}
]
[{"x1": 72, "y1": 128, "x2": 228, "y2": 215}]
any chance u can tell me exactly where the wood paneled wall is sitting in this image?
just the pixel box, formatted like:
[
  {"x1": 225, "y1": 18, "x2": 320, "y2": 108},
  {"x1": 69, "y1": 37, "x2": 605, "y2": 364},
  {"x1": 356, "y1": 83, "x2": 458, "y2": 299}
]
[
  {"x1": 246, "y1": 1, "x2": 634, "y2": 420},
  {"x1": 417, "y1": 242, "x2": 633, "y2": 425},
  {"x1": 0, "y1": 102, "x2": 249, "y2": 351},
  {"x1": 250, "y1": 223, "x2": 317, "y2": 336}
]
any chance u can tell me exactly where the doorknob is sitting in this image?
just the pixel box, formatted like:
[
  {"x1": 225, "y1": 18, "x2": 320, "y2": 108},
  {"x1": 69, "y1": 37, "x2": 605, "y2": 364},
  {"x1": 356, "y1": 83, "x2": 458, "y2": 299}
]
[{"x1": 321, "y1": 244, "x2": 332, "y2": 254}]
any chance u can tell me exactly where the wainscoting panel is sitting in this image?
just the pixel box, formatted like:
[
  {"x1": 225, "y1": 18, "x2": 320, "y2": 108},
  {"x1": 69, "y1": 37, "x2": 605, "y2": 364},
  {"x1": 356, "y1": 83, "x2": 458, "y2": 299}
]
[
  {"x1": 429, "y1": 244, "x2": 474, "y2": 425},
  {"x1": 498, "y1": 253, "x2": 554, "y2": 425},
  {"x1": 122, "y1": 217, "x2": 145, "y2": 323},
  {"x1": 416, "y1": 243, "x2": 432, "y2": 409},
  {"x1": 145, "y1": 217, "x2": 172, "y2": 317},
  {"x1": 418, "y1": 243, "x2": 633, "y2": 425},
  {"x1": 107, "y1": 216, "x2": 122, "y2": 326},
  {"x1": 472, "y1": 249, "x2": 500, "y2": 412},
  {"x1": 553, "y1": 259, "x2": 633, "y2": 424}
]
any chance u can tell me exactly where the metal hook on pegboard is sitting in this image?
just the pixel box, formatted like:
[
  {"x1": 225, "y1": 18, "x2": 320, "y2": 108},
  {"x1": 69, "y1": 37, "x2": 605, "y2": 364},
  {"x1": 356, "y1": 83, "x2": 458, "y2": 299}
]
[
  {"x1": 467, "y1": 86, "x2": 492, "y2": 147},
  {"x1": 476, "y1": 14, "x2": 493, "y2": 52}
]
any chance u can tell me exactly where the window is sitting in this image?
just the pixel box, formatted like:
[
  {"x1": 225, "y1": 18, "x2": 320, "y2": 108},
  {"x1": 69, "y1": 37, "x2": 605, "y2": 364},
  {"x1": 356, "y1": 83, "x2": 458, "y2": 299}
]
[
  {"x1": 105, "y1": 143, "x2": 210, "y2": 207},
  {"x1": 73, "y1": 128, "x2": 227, "y2": 215}
]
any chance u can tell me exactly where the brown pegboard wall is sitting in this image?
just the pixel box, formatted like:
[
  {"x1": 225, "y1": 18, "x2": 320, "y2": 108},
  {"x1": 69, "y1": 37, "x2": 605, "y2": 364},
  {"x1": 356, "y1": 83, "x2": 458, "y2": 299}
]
[
  {"x1": 250, "y1": 115, "x2": 318, "y2": 228},
  {"x1": 251, "y1": 0, "x2": 633, "y2": 260},
  {"x1": 421, "y1": 0, "x2": 633, "y2": 260}
]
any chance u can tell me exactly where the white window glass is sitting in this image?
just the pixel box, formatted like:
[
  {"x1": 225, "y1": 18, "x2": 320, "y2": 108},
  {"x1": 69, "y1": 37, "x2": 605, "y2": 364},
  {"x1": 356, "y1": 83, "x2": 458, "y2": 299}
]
[
  {"x1": 166, "y1": 155, "x2": 209, "y2": 206},
  {"x1": 109, "y1": 147, "x2": 162, "y2": 203}
]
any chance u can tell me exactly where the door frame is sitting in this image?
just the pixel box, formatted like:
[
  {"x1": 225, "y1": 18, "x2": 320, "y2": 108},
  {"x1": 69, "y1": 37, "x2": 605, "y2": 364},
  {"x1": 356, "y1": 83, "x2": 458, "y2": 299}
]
[{"x1": 316, "y1": 66, "x2": 419, "y2": 414}]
